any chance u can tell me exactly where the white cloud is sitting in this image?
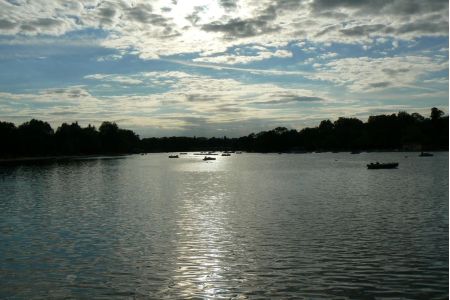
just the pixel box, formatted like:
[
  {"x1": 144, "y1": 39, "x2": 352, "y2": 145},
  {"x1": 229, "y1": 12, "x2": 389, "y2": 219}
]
[
  {"x1": 0, "y1": 72, "x2": 331, "y2": 134},
  {"x1": 193, "y1": 49, "x2": 292, "y2": 64},
  {"x1": 309, "y1": 55, "x2": 448, "y2": 91},
  {"x1": 84, "y1": 74, "x2": 143, "y2": 85},
  {"x1": 0, "y1": 0, "x2": 446, "y2": 60}
]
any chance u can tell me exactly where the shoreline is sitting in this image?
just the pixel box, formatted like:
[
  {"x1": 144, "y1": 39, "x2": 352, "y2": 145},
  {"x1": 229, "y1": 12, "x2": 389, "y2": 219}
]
[
  {"x1": 0, "y1": 150, "x2": 447, "y2": 164},
  {"x1": 0, "y1": 154, "x2": 129, "y2": 164}
]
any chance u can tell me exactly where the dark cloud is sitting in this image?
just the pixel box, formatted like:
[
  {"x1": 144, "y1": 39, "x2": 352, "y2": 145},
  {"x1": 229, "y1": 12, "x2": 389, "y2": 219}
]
[
  {"x1": 44, "y1": 88, "x2": 90, "y2": 98},
  {"x1": 0, "y1": 19, "x2": 16, "y2": 30},
  {"x1": 168, "y1": 116, "x2": 209, "y2": 125},
  {"x1": 99, "y1": 7, "x2": 116, "y2": 18},
  {"x1": 4, "y1": 0, "x2": 20, "y2": 6},
  {"x1": 201, "y1": 2, "x2": 284, "y2": 38},
  {"x1": 396, "y1": 19, "x2": 448, "y2": 35},
  {"x1": 340, "y1": 24, "x2": 388, "y2": 37},
  {"x1": 121, "y1": 3, "x2": 177, "y2": 36},
  {"x1": 315, "y1": 24, "x2": 339, "y2": 37},
  {"x1": 185, "y1": 6, "x2": 206, "y2": 25},
  {"x1": 125, "y1": 3, "x2": 167, "y2": 26},
  {"x1": 311, "y1": 0, "x2": 448, "y2": 39},
  {"x1": 214, "y1": 104, "x2": 241, "y2": 113},
  {"x1": 316, "y1": 11, "x2": 348, "y2": 19},
  {"x1": 98, "y1": 7, "x2": 116, "y2": 19},
  {"x1": 185, "y1": 94, "x2": 216, "y2": 102},
  {"x1": 369, "y1": 82, "x2": 391, "y2": 88},
  {"x1": 311, "y1": 0, "x2": 448, "y2": 16},
  {"x1": 382, "y1": 68, "x2": 409, "y2": 76},
  {"x1": 311, "y1": 0, "x2": 383, "y2": 11},
  {"x1": 267, "y1": 0, "x2": 305, "y2": 12},
  {"x1": 30, "y1": 18, "x2": 62, "y2": 28},
  {"x1": 19, "y1": 24, "x2": 35, "y2": 32},
  {"x1": 49, "y1": 111, "x2": 78, "y2": 116},
  {"x1": 202, "y1": 16, "x2": 278, "y2": 38},
  {"x1": 219, "y1": 0, "x2": 237, "y2": 11},
  {"x1": 18, "y1": 17, "x2": 64, "y2": 33},
  {"x1": 253, "y1": 94, "x2": 324, "y2": 105},
  {"x1": 97, "y1": 4, "x2": 117, "y2": 25},
  {"x1": 383, "y1": 0, "x2": 448, "y2": 15},
  {"x1": 216, "y1": 106, "x2": 241, "y2": 113}
]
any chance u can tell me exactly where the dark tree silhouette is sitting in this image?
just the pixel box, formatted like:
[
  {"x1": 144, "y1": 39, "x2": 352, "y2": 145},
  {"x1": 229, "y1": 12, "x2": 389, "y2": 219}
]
[
  {"x1": 431, "y1": 107, "x2": 444, "y2": 122},
  {"x1": 99, "y1": 121, "x2": 140, "y2": 153},
  {"x1": 0, "y1": 121, "x2": 17, "y2": 157},
  {"x1": 0, "y1": 107, "x2": 447, "y2": 159},
  {"x1": 17, "y1": 119, "x2": 54, "y2": 156}
]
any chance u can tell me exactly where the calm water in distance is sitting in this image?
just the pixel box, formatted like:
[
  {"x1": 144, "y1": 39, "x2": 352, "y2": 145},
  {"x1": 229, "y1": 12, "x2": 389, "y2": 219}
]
[{"x1": 0, "y1": 152, "x2": 448, "y2": 299}]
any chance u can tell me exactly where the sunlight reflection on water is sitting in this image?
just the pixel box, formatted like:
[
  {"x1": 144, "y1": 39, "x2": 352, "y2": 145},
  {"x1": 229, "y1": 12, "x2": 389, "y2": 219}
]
[{"x1": 0, "y1": 152, "x2": 448, "y2": 299}]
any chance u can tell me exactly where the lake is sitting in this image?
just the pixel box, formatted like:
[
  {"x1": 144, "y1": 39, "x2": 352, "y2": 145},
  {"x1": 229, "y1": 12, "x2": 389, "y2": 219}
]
[{"x1": 0, "y1": 152, "x2": 448, "y2": 299}]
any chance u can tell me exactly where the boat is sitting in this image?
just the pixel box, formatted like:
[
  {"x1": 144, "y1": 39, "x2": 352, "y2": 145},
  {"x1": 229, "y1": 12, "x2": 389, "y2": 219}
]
[
  {"x1": 221, "y1": 153, "x2": 231, "y2": 156},
  {"x1": 168, "y1": 155, "x2": 179, "y2": 158},
  {"x1": 203, "y1": 156, "x2": 216, "y2": 161},
  {"x1": 179, "y1": 152, "x2": 188, "y2": 155},
  {"x1": 419, "y1": 152, "x2": 433, "y2": 157},
  {"x1": 351, "y1": 150, "x2": 361, "y2": 154},
  {"x1": 367, "y1": 162, "x2": 398, "y2": 169}
]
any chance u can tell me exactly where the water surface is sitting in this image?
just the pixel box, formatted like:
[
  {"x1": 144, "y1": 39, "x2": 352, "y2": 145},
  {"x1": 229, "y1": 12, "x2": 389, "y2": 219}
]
[{"x1": 0, "y1": 152, "x2": 448, "y2": 299}]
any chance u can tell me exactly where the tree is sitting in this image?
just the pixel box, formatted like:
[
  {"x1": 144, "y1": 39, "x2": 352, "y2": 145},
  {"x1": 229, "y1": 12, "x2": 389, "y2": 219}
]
[
  {"x1": 0, "y1": 121, "x2": 17, "y2": 156},
  {"x1": 17, "y1": 119, "x2": 54, "y2": 156},
  {"x1": 431, "y1": 107, "x2": 444, "y2": 121},
  {"x1": 333, "y1": 117, "x2": 364, "y2": 149}
]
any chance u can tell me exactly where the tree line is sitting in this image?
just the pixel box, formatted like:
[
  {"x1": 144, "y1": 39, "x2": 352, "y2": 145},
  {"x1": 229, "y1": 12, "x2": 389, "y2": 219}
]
[{"x1": 0, "y1": 108, "x2": 447, "y2": 158}]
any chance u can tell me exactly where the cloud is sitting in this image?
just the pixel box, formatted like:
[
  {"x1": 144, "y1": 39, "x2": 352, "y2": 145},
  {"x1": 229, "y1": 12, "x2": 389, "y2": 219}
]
[
  {"x1": 0, "y1": 18, "x2": 16, "y2": 30},
  {"x1": 84, "y1": 74, "x2": 143, "y2": 85},
  {"x1": 202, "y1": 16, "x2": 278, "y2": 39},
  {"x1": 0, "y1": 0, "x2": 447, "y2": 137},
  {"x1": 218, "y1": 0, "x2": 237, "y2": 11},
  {"x1": 193, "y1": 48, "x2": 292, "y2": 64},
  {"x1": 251, "y1": 93, "x2": 324, "y2": 105},
  {"x1": 309, "y1": 55, "x2": 448, "y2": 91},
  {"x1": 0, "y1": 71, "x2": 332, "y2": 134},
  {"x1": 185, "y1": 93, "x2": 217, "y2": 102},
  {"x1": 368, "y1": 82, "x2": 391, "y2": 89},
  {"x1": 0, "y1": 0, "x2": 446, "y2": 60},
  {"x1": 311, "y1": 0, "x2": 448, "y2": 16}
]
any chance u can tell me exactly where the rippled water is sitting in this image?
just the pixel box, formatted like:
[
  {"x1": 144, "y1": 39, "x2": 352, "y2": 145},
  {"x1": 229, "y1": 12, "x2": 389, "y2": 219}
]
[{"x1": 0, "y1": 152, "x2": 448, "y2": 299}]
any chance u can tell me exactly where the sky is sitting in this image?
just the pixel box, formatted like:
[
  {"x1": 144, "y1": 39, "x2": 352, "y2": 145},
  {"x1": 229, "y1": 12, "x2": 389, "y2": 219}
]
[{"x1": 0, "y1": 0, "x2": 448, "y2": 137}]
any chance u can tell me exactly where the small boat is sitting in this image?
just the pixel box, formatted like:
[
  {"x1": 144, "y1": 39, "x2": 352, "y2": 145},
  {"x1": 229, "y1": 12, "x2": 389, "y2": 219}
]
[
  {"x1": 351, "y1": 151, "x2": 361, "y2": 154},
  {"x1": 179, "y1": 152, "x2": 188, "y2": 155},
  {"x1": 169, "y1": 155, "x2": 179, "y2": 158},
  {"x1": 419, "y1": 152, "x2": 433, "y2": 157},
  {"x1": 235, "y1": 151, "x2": 242, "y2": 154},
  {"x1": 367, "y1": 162, "x2": 398, "y2": 169},
  {"x1": 203, "y1": 156, "x2": 216, "y2": 161},
  {"x1": 221, "y1": 153, "x2": 231, "y2": 156}
]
